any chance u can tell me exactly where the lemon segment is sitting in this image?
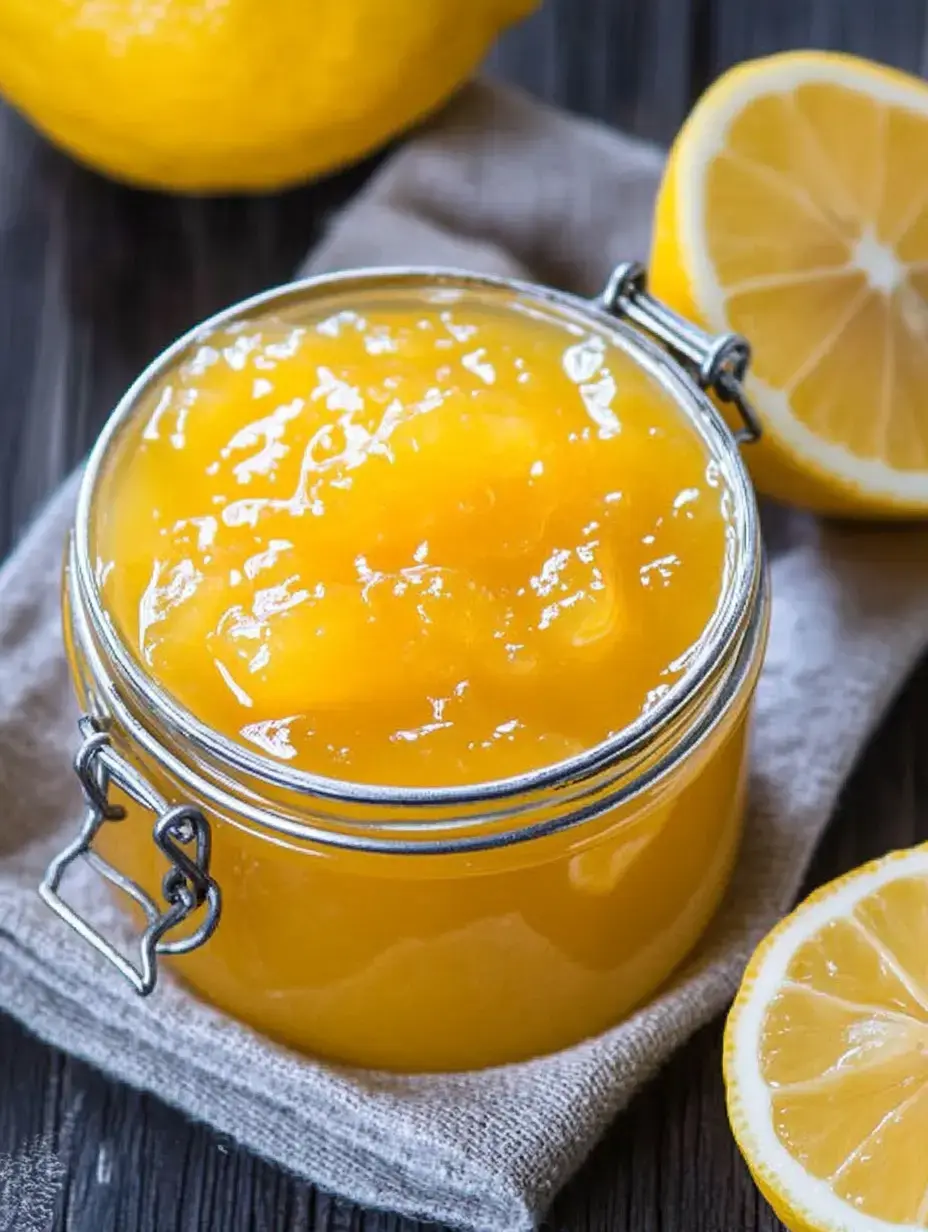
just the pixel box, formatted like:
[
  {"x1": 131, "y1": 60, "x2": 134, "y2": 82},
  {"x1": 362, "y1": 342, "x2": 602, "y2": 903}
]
[
  {"x1": 651, "y1": 52, "x2": 928, "y2": 516},
  {"x1": 725, "y1": 846, "x2": 928, "y2": 1231}
]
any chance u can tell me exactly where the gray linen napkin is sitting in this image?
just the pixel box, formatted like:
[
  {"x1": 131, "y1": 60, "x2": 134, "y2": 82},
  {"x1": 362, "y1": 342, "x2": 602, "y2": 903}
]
[{"x1": 2, "y1": 81, "x2": 928, "y2": 1232}]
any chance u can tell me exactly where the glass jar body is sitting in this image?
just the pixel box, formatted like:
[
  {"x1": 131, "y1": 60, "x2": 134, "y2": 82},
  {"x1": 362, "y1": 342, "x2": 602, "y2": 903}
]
[{"x1": 52, "y1": 265, "x2": 769, "y2": 1073}]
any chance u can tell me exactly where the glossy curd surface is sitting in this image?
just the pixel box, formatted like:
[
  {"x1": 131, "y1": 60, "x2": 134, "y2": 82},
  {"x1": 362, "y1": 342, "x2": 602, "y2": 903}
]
[
  {"x1": 74, "y1": 281, "x2": 763, "y2": 1070},
  {"x1": 94, "y1": 285, "x2": 732, "y2": 787}
]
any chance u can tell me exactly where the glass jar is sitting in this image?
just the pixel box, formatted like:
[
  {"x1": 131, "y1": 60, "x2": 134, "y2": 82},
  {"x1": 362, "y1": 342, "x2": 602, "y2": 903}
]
[{"x1": 43, "y1": 264, "x2": 769, "y2": 1073}]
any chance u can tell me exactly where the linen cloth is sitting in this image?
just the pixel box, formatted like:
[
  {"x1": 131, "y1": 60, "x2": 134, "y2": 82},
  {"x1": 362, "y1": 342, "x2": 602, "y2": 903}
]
[{"x1": 1, "y1": 81, "x2": 928, "y2": 1232}]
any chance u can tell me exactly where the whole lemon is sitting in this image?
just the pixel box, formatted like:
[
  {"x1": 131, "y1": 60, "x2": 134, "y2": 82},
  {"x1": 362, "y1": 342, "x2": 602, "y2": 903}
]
[{"x1": 0, "y1": 0, "x2": 535, "y2": 191}]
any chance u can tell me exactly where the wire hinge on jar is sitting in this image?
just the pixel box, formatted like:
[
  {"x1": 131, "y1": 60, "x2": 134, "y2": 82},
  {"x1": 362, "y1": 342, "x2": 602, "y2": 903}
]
[
  {"x1": 598, "y1": 261, "x2": 762, "y2": 446},
  {"x1": 39, "y1": 715, "x2": 221, "y2": 995}
]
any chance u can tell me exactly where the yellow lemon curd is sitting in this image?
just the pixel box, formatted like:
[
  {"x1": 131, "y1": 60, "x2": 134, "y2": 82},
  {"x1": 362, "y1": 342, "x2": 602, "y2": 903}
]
[{"x1": 86, "y1": 282, "x2": 756, "y2": 1071}]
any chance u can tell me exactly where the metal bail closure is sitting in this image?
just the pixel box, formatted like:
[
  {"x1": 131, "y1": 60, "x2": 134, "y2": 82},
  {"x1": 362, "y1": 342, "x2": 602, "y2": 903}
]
[
  {"x1": 39, "y1": 716, "x2": 221, "y2": 995},
  {"x1": 597, "y1": 261, "x2": 762, "y2": 446}
]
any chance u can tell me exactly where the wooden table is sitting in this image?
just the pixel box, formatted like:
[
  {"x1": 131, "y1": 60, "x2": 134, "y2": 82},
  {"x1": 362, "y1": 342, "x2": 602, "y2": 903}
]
[{"x1": 2, "y1": 3, "x2": 926, "y2": 1228}]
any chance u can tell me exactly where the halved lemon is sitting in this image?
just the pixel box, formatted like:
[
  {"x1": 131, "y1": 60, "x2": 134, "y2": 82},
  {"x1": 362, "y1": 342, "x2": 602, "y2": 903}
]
[
  {"x1": 651, "y1": 52, "x2": 928, "y2": 516},
  {"x1": 724, "y1": 846, "x2": 928, "y2": 1231}
]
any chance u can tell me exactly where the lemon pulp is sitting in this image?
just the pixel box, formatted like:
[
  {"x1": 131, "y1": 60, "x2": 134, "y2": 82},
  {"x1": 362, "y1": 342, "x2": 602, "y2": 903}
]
[
  {"x1": 726, "y1": 848, "x2": 928, "y2": 1230},
  {"x1": 652, "y1": 52, "x2": 928, "y2": 514}
]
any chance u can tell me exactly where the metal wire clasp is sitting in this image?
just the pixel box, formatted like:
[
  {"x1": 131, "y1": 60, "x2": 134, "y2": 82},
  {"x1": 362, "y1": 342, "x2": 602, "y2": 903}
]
[
  {"x1": 39, "y1": 716, "x2": 221, "y2": 995},
  {"x1": 597, "y1": 261, "x2": 762, "y2": 445}
]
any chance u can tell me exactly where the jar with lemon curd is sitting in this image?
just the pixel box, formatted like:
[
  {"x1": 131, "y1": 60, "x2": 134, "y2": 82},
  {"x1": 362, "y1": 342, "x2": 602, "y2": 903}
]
[{"x1": 44, "y1": 264, "x2": 768, "y2": 1073}]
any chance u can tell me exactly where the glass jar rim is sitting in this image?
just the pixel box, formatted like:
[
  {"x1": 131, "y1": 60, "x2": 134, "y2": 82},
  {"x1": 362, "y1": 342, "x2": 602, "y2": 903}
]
[{"x1": 73, "y1": 265, "x2": 763, "y2": 814}]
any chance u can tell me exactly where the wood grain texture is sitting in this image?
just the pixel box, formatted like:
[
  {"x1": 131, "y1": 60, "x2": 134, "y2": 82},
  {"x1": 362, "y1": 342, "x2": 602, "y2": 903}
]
[
  {"x1": 486, "y1": 0, "x2": 699, "y2": 144},
  {"x1": 706, "y1": 0, "x2": 928, "y2": 77},
  {"x1": 0, "y1": 1, "x2": 927, "y2": 1229}
]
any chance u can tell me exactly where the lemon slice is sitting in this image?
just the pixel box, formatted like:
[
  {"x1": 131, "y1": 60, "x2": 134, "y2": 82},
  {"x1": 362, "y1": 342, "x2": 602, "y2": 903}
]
[
  {"x1": 724, "y1": 846, "x2": 928, "y2": 1230},
  {"x1": 651, "y1": 52, "x2": 928, "y2": 515}
]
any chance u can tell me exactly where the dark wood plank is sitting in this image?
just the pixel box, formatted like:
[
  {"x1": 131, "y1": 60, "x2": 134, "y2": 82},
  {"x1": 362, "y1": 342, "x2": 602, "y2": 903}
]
[
  {"x1": 706, "y1": 0, "x2": 928, "y2": 76},
  {"x1": 486, "y1": 0, "x2": 698, "y2": 144}
]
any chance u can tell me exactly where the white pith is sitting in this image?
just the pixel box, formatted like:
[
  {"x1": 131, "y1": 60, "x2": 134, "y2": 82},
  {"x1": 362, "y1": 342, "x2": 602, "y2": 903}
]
[
  {"x1": 728, "y1": 847, "x2": 928, "y2": 1232},
  {"x1": 677, "y1": 55, "x2": 928, "y2": 502}
]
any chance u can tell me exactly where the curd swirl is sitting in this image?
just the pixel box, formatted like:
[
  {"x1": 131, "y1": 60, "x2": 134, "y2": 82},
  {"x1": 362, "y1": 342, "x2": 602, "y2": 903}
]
[{"x1": 95, "y1": 286, "x2": 732, "y2": 786}]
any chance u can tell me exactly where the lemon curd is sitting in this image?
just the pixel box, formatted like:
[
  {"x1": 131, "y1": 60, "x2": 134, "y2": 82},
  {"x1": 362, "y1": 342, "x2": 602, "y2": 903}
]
[
  {"x1": 69, "y1": 275, "x2": 766, "y2": 1071},
  {"x1": 96, "y1": 289, "x2": 730, "y2": 785}
]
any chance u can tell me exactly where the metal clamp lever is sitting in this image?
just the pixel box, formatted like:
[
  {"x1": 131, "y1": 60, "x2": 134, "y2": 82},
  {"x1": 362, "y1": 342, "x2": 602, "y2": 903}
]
[
  {"x1": 598, "y1": 261, "x2": 762, "y2": 445},
  {"x1": 39, "y1": 716, "x2": 221, "y2": 995}
]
